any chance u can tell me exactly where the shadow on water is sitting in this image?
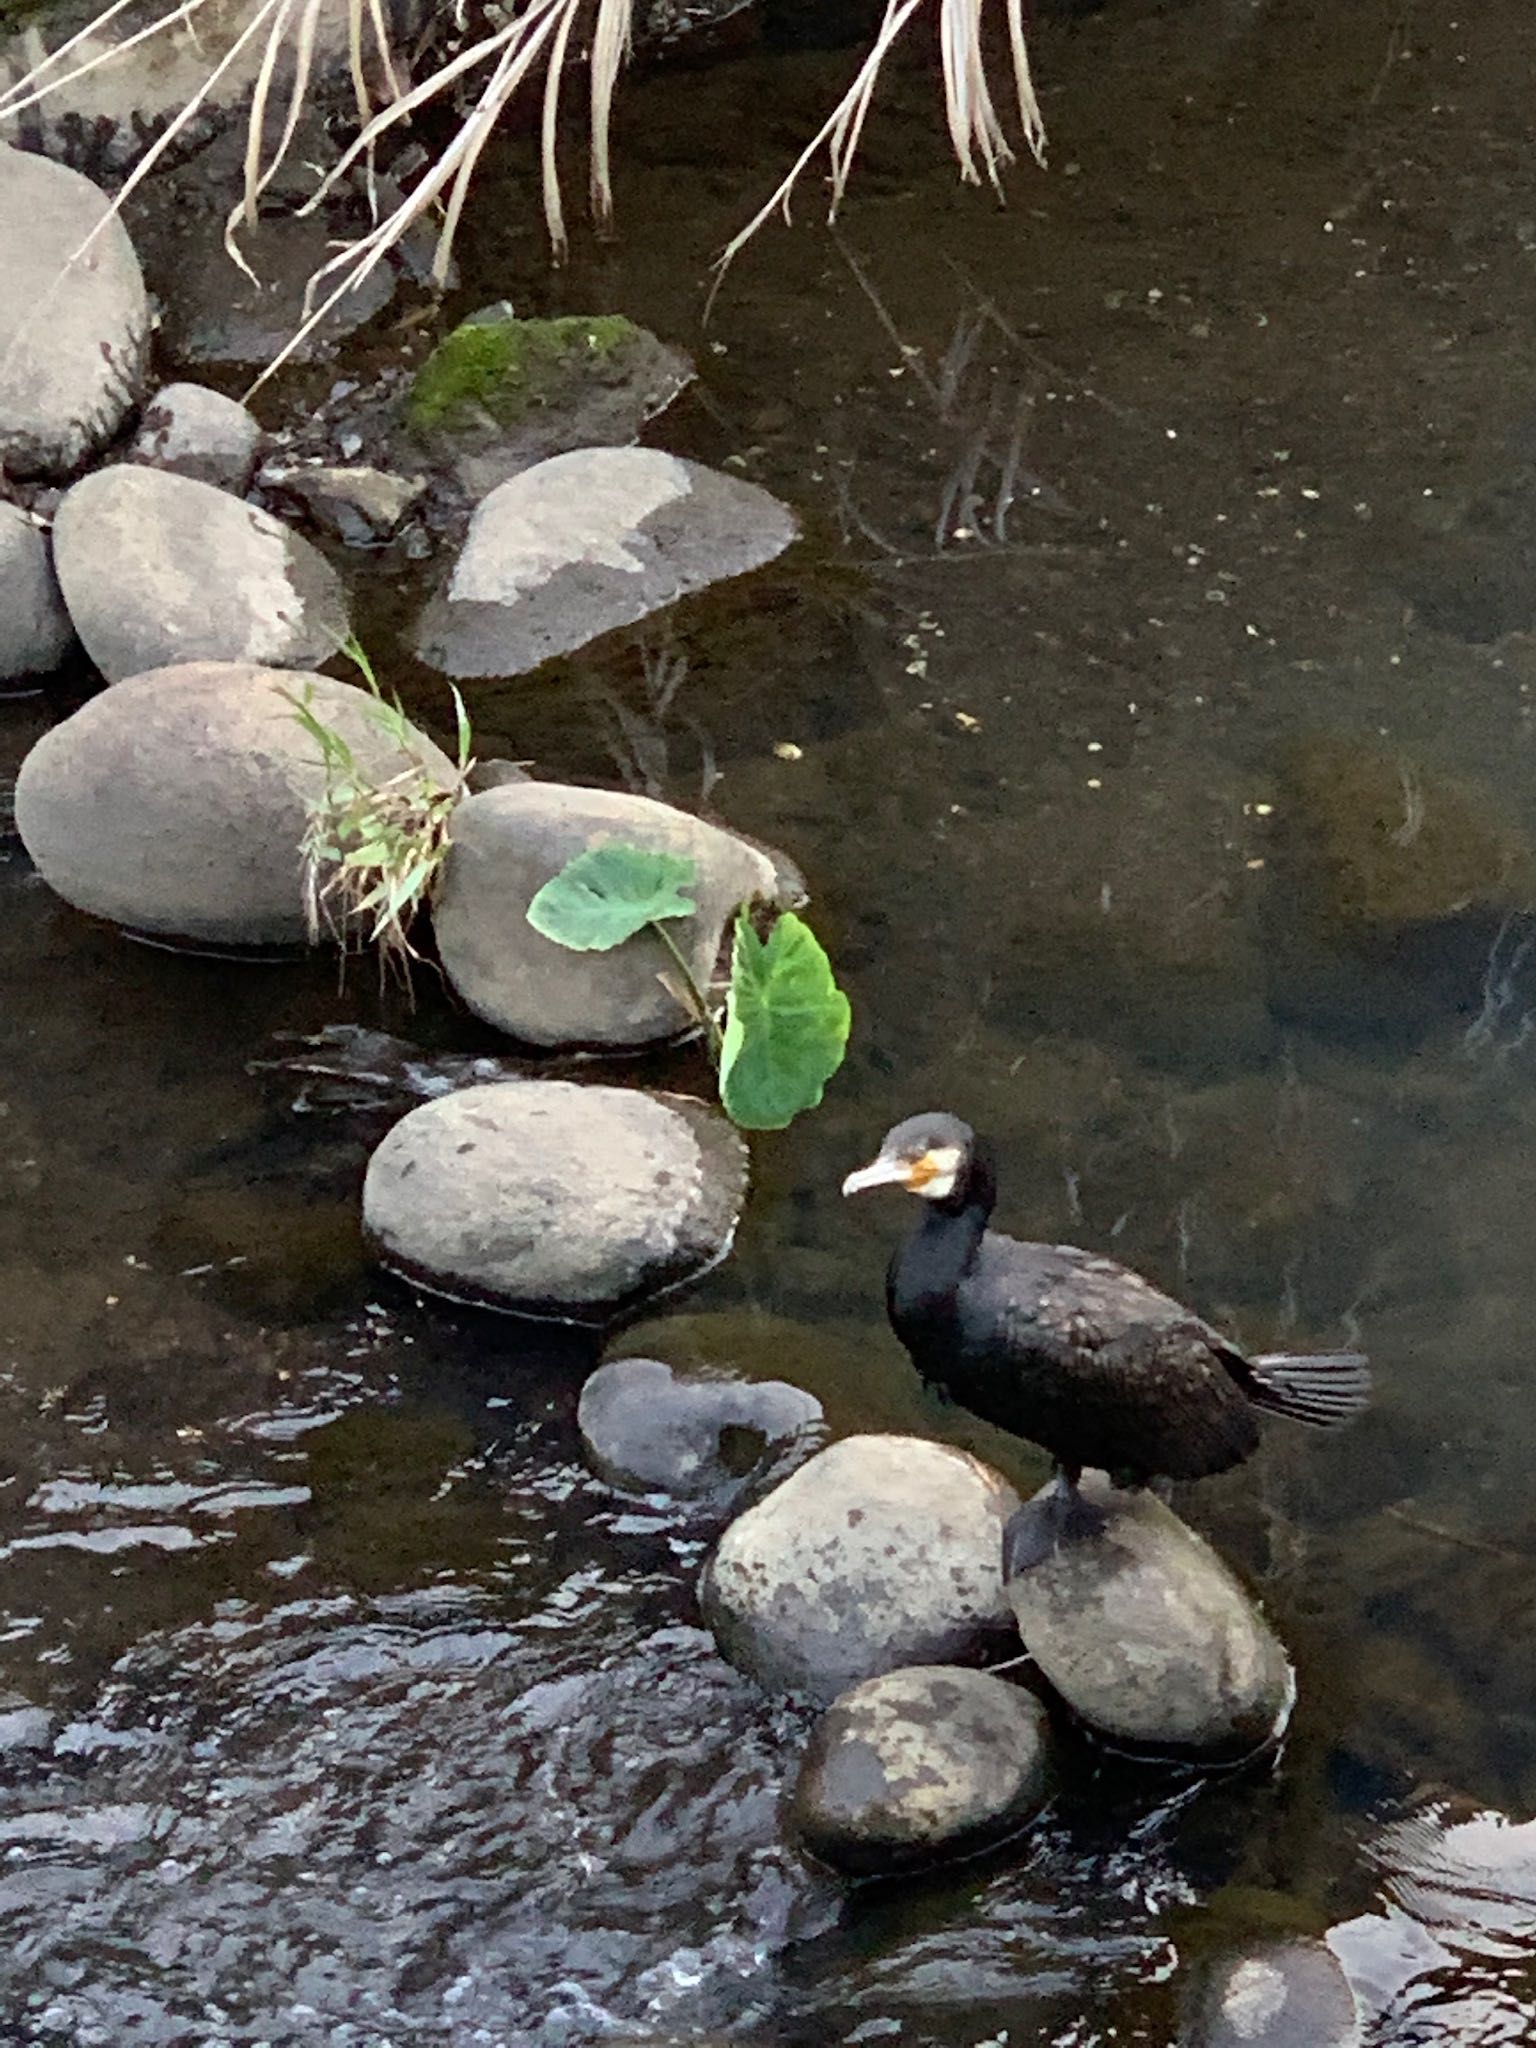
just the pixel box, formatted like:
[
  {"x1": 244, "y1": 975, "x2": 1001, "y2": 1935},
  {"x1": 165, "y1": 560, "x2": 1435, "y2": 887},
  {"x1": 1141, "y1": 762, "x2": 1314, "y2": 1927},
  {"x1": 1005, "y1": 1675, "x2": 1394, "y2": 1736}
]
[{"x1": 10, "y1": 0, "x2": 1536, "y2": 2037}]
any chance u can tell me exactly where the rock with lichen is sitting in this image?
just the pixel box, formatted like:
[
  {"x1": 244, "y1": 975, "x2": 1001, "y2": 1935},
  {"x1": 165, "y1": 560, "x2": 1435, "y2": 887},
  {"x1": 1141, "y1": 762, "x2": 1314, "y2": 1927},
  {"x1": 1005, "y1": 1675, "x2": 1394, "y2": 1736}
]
[
  {"x1": 403, "y1": 305, "x2": 694, "y2": 500},
  {"x1": 791, "y1": 1664, "x2": 1052, "y2": 1876}
]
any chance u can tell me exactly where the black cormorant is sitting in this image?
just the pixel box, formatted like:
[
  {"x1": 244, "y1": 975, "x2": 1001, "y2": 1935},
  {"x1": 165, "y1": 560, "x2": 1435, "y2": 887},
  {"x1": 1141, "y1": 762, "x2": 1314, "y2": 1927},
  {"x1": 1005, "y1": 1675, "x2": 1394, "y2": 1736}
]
[{"x1": 843, "y1": 1112, "x2": 1370, "y2": 1546}]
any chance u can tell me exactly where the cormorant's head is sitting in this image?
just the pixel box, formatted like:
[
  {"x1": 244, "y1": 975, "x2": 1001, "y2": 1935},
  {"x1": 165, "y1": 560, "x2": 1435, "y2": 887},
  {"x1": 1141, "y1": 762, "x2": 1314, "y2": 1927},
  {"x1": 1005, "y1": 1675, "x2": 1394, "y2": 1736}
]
[{"x1": 842, "y1": 1112, "x2": 976, "y2": 1204}]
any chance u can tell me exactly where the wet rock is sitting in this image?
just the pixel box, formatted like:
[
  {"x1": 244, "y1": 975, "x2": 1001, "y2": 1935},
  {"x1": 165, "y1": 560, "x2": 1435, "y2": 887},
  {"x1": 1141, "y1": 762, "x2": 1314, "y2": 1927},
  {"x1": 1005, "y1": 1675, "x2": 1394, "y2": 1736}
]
[
  {"x1": 261, "y1": 462, "x2": 424, "y2": 545},
  {"x1": 791, "y1": 1664, "x2": 1051, "y2": 1876},
  {"x1": 1182, "y1": 1940, "x2": 1361, "y2": 2047},
  {"x1": 701, "y1": 1434, "x2": 1021, "y2": 1702},
  {"x1": 578, "y1": 1355, "x2": 823, "y2": 1499},
  {"x1": 163, "y1": 206, "x2": 396, "y2": 367},
  {"x1": 52, "y1": 466, "x2": 350, "y2": 681},
  {"x1": 404, "y1": 306, "x2": 694, "y2": 499},
  {"x1": 1003, "y1": 1477, "x2": 1293, "y2": 1761},
  {"x1": 14, "y1": 660, "x2": 454, "y2": 946},
  {"x1": 1279, "y1": 734, "x2": 1536, "y2": 932},
  {"x1": 433, "y1": 781, "x2": 783, "y2": 1050},
  {"x1": 414, "y1": 446, "x2": 798, "y2": 679},
  {"x1": 130, "y1": 381, "x2": 262, "y2": 492},
  {"x1": 0, "y1": 1697, "x2": 54, "y2": 1758},
  {"x1": 0, "y1": 503, "x2": 76, "y2": 683},
  {"x1": 362, "y1": 1080, "x2": 748, "y2": 1323},
  {"x1": 0, "y1": 143, "x2": 148, "y2": 478}
]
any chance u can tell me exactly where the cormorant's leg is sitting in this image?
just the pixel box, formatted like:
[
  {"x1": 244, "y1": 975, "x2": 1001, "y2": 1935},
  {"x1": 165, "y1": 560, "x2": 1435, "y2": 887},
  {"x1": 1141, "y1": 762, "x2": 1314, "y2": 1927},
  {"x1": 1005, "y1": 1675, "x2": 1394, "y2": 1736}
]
[{"x1": 1003, "y1": 1464, "x2": 1107, "y2": 1576}]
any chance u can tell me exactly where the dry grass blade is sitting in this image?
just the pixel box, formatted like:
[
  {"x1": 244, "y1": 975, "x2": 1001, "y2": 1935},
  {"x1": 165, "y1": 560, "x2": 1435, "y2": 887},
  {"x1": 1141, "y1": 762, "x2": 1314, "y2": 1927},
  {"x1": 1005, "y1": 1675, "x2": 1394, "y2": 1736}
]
[
  {"x1": 588, "y1": 0, "x2": 632, "y2": 230},
  {"x1": 540, "y1": 0, "x2": 580, "y2": 259}
]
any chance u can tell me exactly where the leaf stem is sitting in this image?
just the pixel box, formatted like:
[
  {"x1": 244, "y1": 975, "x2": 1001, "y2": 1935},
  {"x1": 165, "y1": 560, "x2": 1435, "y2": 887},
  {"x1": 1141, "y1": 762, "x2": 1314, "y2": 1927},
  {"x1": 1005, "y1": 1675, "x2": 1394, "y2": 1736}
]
[{"x1": 650, "y1": 918, "x2": 724, "y2": 1064}]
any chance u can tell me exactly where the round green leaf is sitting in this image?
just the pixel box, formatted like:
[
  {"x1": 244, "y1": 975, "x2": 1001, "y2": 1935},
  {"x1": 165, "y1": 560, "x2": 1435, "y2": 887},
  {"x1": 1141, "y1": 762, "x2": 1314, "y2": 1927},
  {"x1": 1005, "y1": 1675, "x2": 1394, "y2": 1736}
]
[
  {"x1": 719, "y1": 909, "x2": 851, "y2": 1131},
  {"x1": 526, "y1": 843, "x2": 699, "y2": 952}
]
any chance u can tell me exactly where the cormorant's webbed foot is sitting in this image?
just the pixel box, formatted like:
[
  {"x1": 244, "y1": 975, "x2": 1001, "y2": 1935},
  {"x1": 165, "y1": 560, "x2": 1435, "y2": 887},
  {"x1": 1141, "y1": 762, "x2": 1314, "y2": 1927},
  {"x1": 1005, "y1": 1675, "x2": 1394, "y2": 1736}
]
[{"x1": 1002, "y1": 1470, "x2": 1108, "y2": 1577}]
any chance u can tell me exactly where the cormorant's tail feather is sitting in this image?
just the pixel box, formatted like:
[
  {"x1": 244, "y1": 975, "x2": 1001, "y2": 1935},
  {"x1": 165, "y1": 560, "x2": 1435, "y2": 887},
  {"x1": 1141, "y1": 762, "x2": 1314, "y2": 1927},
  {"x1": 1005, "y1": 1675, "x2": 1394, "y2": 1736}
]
[{"x1": 1245, "y1": 1350, "x2": 1371, "y2": 1427}]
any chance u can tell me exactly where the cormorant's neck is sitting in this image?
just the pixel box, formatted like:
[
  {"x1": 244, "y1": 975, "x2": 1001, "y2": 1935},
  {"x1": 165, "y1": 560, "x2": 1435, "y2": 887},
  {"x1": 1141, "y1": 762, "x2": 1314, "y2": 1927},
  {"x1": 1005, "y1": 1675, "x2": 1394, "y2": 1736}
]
[{"x1": 889, "y1": 1141, "x2": 997, "y2": 1328}]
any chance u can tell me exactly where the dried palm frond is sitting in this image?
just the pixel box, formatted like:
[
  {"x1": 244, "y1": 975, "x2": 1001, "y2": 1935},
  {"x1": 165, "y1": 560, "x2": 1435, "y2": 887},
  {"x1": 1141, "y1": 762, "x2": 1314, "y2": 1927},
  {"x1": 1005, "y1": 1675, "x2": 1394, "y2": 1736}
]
[{"x1": 2, "y1": 0, "x2": 1045, "y2": 389}]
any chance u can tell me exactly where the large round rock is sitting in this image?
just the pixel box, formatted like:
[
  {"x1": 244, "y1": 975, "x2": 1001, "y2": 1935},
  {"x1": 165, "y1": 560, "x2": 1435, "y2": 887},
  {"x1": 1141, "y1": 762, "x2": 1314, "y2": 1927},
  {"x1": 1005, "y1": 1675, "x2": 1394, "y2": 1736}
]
[
  {"x1": 52, "y1": 466, "x2": 349, "y2": 681},
  {"x1": 578, "y1": 1354, "x2": 823, "y2": 1499},
  {"x1": 701, "y1": 1435, "x2": 1021, "y2": 1702},
  {"x1": 433, "y1": 781, "x2": 784, "y2": 1049},
  {"x1": 792, "y1": 1664, "x2": 1052, "y2": 1877},
  {"x1": 0, "y1": 504, "x2": 75, "y2": 683},
  {"x1": 1182, "y1": 1940, "x2": 1361, "y2": 2047},
  {"x1": 14, "y1": 661, "x2": 454, "y2": 946},
  {"x1": 0, "y1": 144, "x2": 148, "y2": 478},
  {"x1": 1004, "y1": 1478, "x2": 1294, "y2": 1761},
  {"x1": 362, "y1": 1081, "x2": 748, "y2": 1323}
]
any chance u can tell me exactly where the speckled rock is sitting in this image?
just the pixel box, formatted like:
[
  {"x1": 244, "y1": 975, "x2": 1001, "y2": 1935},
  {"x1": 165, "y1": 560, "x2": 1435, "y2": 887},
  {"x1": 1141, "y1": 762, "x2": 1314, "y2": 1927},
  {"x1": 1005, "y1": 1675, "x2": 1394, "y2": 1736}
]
[
  {"x1": 0, "y1": 503, "x2": 75, "y2": 683},
  {"x1": 433, "y1": 780, "x2": 785, "y2": 1050},
  {"x1": 1182, "y1": 1940, "x2": 1361, "y2": 2047},
  {"x1": 130, "y1": 382, "x2": 262, "y2": 492},
  {"x1": 13, "y1": 661, "x2": 453, "y2": 946},
  {"x1": 1004, "y1": 1476, "x2": 1294, "y2": 1761},
  {"x1": 414, "y1": 447, "x2": 798, "y2": 678},
  {"x1": 363, "y1": 1081, "x2": 748, "y2": 1323},
  {"x1": 578, "y1": 1355, "x2": 823, "y2": 1500},
  {"x1": 0, "y1": 143, "x2": 148, "y2": 478},
  {"x1": 792, "y1": 1664, "x2": 1052, "y2": 1876},
  {"x1": 52, "y1": 466, "x2": 349, "y2": 681},
  {"x1": 701, "y1": 1434, "x2": 1021, "y2": 1702}
]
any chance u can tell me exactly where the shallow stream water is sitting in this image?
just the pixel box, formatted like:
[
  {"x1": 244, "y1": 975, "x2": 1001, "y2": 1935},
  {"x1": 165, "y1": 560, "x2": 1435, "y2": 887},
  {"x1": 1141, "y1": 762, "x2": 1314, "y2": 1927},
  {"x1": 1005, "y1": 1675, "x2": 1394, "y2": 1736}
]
[{"x1": 8, "y1": 0, "x2": 1536, "y2": 2039}]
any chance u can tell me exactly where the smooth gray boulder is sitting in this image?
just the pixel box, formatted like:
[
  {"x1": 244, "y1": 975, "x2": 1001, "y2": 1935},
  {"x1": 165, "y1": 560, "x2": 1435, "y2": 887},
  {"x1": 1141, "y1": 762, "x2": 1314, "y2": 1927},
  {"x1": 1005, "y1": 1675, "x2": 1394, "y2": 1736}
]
[
  {"x1": 14, "y1": 661, "x2": 454, "y2": 946},
  {"x1": 0, "y1": 504, "x2": 75, "y2": 682},
  {"x1": 362, "y1": 1081, "x2": 748, "y2": 1323},
  {"x1": 578, "y1": 1355, "x2": 823, "y2": 1500},
  {"x1": 791, "y1": 1664, "x2": 1052, "y2": 1877},
  {"x1": 0, "y1": 144, "x2": 148, "y2": 478},
  {"x1": 433, "y1": 781, "x2": 784, "y2": 1050},
  {"x1": 1182, "y1": 1941, "x2": 1361, "y2": 2048},
  {"x1": 52, "y1": 467, "x2": 350, "y2": 682},
  {"x1": 1004, "y1": 1478, "x2": 1294, "y2": 1761},
  {"x1": 130, "y1": 382, "x2": 262, "y2": 492},
  {"x1": 701, "y1": 1435, "x2": 1021, "y2": 1703},
  {"x1": 413, "y1": 446, "x2": 798, "y2": 678}
]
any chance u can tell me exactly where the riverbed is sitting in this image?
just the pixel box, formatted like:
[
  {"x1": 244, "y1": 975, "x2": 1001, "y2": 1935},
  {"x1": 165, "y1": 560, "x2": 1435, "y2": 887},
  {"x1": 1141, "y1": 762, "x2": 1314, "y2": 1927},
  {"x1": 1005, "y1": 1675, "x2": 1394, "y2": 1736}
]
[{"x1": 5, "y1": 0, "x2": 1536, "y2": 2039}]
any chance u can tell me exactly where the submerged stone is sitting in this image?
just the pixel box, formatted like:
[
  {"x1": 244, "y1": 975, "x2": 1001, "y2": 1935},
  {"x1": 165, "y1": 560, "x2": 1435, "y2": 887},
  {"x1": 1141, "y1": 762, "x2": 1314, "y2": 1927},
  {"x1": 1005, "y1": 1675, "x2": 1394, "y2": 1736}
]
[
  {"x1": 792, "y1": 1663, "x2": 1052, "y2": 1877},
  {"x1": 701, "y1": 1434, "x2": 1020, "y2": 1703},
  {"x1": 1182, "y1": 1939, "x2": 1361, "y2": 2047},
  {"x1": 1004, "y1": 1476, "x2": 1294, "y2": 1761},
  {"x1": 578, "y1": 1354, "x2": 824, "y2": 1500},
  {"x1": 362, "y1": 1080, "x2": 748, "y2": 1323}
]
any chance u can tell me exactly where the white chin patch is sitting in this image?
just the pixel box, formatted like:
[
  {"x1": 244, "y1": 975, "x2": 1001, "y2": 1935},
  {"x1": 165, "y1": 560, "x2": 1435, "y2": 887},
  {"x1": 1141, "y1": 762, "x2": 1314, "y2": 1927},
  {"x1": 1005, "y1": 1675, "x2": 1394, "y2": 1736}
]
[{"x1": 914, "y1": 1146, "x2": 963, "y2": 1201}]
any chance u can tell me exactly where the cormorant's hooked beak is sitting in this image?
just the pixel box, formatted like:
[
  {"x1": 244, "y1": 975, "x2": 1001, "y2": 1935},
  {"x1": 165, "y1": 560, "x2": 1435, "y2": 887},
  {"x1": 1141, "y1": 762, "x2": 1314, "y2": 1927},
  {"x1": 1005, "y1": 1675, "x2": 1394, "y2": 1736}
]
[{"x1": 842, "y1": 1153, "x2": 911, "y2": 1197}]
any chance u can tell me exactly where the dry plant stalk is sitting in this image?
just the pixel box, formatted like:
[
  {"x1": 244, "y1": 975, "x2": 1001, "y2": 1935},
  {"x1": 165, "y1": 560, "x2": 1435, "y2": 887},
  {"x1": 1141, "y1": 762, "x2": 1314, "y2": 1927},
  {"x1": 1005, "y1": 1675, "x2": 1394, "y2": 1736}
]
[{"x1": 0, "y1": 0, "x2": 1045, "y2": 391}]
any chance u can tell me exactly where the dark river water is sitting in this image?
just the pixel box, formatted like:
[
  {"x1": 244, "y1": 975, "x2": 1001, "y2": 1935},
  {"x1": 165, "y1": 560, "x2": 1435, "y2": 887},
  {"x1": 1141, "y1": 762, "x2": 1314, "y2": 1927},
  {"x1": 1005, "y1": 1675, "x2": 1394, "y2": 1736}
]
[{"x1": 8, "y1": 0, "x2": 1536, "y2": 2040}]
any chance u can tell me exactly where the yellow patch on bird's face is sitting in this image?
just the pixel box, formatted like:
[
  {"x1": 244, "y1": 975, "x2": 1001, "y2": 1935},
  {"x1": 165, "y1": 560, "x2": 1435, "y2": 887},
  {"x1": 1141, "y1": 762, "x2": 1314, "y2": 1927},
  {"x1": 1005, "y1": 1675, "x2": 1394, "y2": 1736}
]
[{"x1": 904, "y1": 1144, "x2": 962, "y2": 1200}]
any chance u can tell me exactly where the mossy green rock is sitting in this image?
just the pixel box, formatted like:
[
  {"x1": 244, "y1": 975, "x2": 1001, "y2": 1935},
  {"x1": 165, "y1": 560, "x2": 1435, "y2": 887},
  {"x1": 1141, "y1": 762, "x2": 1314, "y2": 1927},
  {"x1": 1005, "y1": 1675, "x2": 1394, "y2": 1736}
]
[{"x1": 405, "y1": 310, "x2": 693, "y2": 492}]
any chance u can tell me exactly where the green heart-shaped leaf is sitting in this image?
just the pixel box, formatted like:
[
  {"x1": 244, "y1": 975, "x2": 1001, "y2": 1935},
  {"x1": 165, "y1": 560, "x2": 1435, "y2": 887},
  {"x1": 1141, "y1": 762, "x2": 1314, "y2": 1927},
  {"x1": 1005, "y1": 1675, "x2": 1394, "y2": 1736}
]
[
  {"x1": 527, "y1": 843, "x2": 699, "y2": 953},
  {"x1": 719, "y1": 909, "x2": 851, "y2": 1130}
]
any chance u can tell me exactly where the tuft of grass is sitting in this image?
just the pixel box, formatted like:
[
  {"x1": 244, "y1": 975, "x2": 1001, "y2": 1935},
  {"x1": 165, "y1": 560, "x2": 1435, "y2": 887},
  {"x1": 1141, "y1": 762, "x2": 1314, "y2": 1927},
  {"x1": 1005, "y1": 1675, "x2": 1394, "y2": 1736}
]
[
  {"x1": 284, "y1": 638, "x2": 474, "y2": 990},
  {"x1": 0, "y1": 0, "x2": 1044, "y2": 393}
]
